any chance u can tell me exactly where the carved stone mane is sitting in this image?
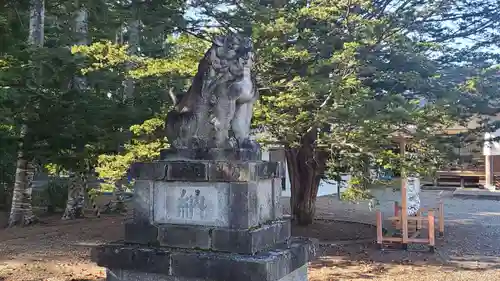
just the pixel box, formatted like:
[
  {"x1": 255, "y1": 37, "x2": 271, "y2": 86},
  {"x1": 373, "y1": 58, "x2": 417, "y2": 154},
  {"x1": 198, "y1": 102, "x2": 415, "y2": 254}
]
[
  {"x1": 173, "y1": 49, "x2": 211, "y2": 114},
  {"x1": 165, "y1": 33, "x2": 259, "y2": 153}
]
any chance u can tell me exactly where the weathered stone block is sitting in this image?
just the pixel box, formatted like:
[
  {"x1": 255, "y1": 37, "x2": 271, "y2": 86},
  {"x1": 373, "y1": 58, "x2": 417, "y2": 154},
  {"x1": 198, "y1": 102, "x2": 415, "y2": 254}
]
[
  {"x1": 132, "y1": 180, "x2": 154, "y2": 224},
  {"x1": 106, "y1": 265, "x2": 307, "y2": 281},
  {"x1": 208, "y1": 162, "x2": 249, "y2": 181},
  {"x1": 106, "y1": 269, "x2": 206, "y2": 281},
  {"x1": 92, "y1": 244, "x2": 171, "y2": 275},
  {"x1": 92, "y1": 236, "x2": 316, "y2": 281},
  {"x1": 92, "y1": 237, "x2": 316, "y2": 281},
  {"x1": 211, "y1": 219, "x2": 291, "y2": 254},
  {"x1": 130, "y1": 162, "x2": 168, "y2": 181},
  {"x1": 272, "y1": 177, "x2": 283, "y2": 219},
  {"x1": 124, "y1": 220, "x2": 291, "y2": 255},
  {"x1": 157, "y1": 225, "x2": 211, "y2": 249},
  {"x1": 159, "y1": 148, "x2": 262, "y2": 161},
  {"x1": 149, "y1": 179, "x2": 280, "y2": 228},
  {"x1": 152, "y1": 182, "x2": 229, "y2": 227},
  {"x1": 130, "y1": 160, "x2": 282, "y2": 182},
  {"x1": 168, "y1": 162, "x2": 208, "y2": 181},
  {"x1": 124, "y1": 222, "x2": 159, "y2": 246}
]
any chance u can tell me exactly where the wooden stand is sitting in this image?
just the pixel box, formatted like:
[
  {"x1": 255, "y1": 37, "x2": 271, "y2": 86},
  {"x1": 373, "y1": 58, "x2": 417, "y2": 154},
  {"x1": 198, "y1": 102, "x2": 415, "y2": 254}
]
[
  {"x1": 376, "y1": 201, "x2": 444, "y2": 252},
  {"x1": 376, "y1": 139, "x2": 445, "y2": 252}
]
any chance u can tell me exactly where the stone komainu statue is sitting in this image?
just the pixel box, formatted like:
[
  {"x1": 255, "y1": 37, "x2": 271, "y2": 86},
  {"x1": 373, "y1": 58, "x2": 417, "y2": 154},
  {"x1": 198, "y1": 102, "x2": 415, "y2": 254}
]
[{"x1": 166, "y1": 33, "x2": 259, "y2": 150}]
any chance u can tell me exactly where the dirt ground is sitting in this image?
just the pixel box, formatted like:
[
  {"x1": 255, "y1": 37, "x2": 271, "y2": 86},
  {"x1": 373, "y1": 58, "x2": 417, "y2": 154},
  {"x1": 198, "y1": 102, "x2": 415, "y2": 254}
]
[
  {"x1": 1, "y1": 193, "x2": 500, "y2": 281},
  {"x1": 0, "y1": 213, "x2": 120, "y2": 281},
  {"x1": 292, "y1": 219, "x2": 376, "y2": 242},
  {"x1": 310, "y1": 243, "x2": 500, "y2": 281}
]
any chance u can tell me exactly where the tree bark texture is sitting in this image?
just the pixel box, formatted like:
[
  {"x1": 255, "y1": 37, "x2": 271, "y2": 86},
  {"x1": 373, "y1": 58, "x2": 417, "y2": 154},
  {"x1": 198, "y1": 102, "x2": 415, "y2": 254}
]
[
  {"x1": 28, "y1": 0, "x2": 45, "y2": 46},
  {"x1": 285, "y1": 129, "x2": 327, "y2": 225},
  {"x1": 62, "y1": 173, "x2": 86, "y2": 220},
  {"x1": 8, "y1": 158, "x2": 37, "y2": 226},
  {"x1": 122, "y1": 0, "x2": 139, "y2": 100},
  {"x1": 73, "y1": 6, "x2": 89, "y2": 90},
  {"x1": 9, "y1": 0, "x2": 45, "y2": 227}
]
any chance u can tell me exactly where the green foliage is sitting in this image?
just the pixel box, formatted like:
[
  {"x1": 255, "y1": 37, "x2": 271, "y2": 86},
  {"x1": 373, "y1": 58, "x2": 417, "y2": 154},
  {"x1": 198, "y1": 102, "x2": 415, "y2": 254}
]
[
  {"x1": 96, "y1": 114, "x2": 169, "y2": 184},
  {"x1": 92, "y1": 34, "x2": 207, "y2": 185},
  {"x1": 249, "y1": 1, "x2": 456, "y2": 192},
  {"x1": 195, "y1": 0, "x2": 500, "y2": 204},
  {"x1": 99, "y1": 183, "x2": 116, "y2": 193},
  {"x1": 1, "y1": 0, "x2": 500, "y2": 219},
  {"x1": 0, "y1": 0, "x2": 193, "y2": 177},
  {"x1": 340, "y1": 185, "x2": 374, "y2": 202},
  {"x1": 73, "y1": 34, "x2": 209, "y2": 74},
  {"x1": 71, "y1": 42, "x2": 131, "y2": 74}
]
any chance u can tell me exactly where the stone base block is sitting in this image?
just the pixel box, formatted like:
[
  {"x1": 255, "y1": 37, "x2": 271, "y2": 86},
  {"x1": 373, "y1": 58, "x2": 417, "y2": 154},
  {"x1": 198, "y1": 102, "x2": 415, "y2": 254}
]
[
  {"x1": 132, "y1": 177, "x2": 283, "y2": 229},
  {"x1": 92, "y1": 237, "x2": 317, "y2": 281},
  {"x1": 130, "y1": 159, "x2": 283, "y2": 182},
  {"x1": 124, "y1": 219, "x2": 291, "y2": 255},
  {"x1": 106, "y1": 265, "x2": 307, "y2": 281},
  {"x1": 160, "y1": 148, "x2": 262, "y2": 161}
]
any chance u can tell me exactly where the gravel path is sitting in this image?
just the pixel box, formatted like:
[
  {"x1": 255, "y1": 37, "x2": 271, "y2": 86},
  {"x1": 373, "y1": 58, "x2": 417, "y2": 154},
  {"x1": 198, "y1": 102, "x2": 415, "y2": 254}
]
[{"x1": 282, "y1": 188, "x2": 500, "y2": 270}]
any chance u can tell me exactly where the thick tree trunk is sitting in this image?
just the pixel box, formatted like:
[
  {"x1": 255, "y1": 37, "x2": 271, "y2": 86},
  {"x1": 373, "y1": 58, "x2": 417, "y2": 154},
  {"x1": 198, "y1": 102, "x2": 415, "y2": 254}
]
[
  {"x1": 62, "y1": 174, "x2": 77, "y2": 220},
  {"x1": 75, "y1": 173, "x2": 87, "y2": 216},
  {"x1": 62, "y1": 173, "x2": 85, "y2": 220},
  {"x1": 285, "y1": 130, "x2": 327, "y2": 226},
  {"x1": 9, "y1": 159, "x2": 28, "y2": 226},
  {"x1": 8, "y1": 159, "x2": 37, "y2": 226}
]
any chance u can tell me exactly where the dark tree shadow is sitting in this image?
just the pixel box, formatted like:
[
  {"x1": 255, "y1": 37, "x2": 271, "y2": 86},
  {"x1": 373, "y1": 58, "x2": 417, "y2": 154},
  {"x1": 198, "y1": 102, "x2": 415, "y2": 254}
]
[{"x1": 310, "y1": 239, "x2": 500, "y2": 281}]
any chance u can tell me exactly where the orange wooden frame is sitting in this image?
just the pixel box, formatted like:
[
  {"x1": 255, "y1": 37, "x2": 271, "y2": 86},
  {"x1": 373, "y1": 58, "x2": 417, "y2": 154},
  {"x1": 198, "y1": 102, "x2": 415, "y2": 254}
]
[
  {"x1": 375, "y1": 138, "x2": 445, "y2": 252},
  {"x1": 376, "y1": 202, "x2": 443, "y2": 252},
  {"x1": 390, "y1": 201, "x2": 444, "y2": 235}
]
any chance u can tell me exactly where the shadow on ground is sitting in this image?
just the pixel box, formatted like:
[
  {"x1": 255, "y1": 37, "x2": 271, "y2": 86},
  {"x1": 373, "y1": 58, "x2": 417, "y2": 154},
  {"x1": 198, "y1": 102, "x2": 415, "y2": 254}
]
[{"x1": 309, "y1": 238, "x2": 500, "y2": 281}]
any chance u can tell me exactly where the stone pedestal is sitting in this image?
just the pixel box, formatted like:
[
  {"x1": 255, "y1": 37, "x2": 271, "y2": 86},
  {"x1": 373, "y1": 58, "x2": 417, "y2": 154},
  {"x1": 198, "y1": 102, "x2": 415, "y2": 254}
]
[{"x1": 91, "y1": 150, "x2": 317, "y2": 281}]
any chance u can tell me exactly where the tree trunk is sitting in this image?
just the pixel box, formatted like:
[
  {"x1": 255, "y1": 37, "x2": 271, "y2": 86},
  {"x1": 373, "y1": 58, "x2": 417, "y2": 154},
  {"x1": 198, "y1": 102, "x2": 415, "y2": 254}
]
[
  {"x1": 123, "y1": 8, "x2": 139, "y2": 100},
  {"x1": 8, "y1": 158, "x2": 27, "y2": 226},
  {"x1": 28, "y1": 0, "x2": 45, "y2": 46},
  {"x1": 285, "y1": 129, "x2": 327, "y2": 226},
  {"x1": 62, "y1": 174, "x2": 77, "y2": 220},
  {"x1": 73, "y1": 5, "x2": 89, "y2": 91},
  {"x1": 62, "y1": 173, "x2": 86, "y2": 220},
  {"x1": 75, "y1": 173, "x2": 87, "y2": 217},
  {"x1": 23, "y1": 162, "x2": 36, "y2": 222},
  {"x1": 8, "y1": 0, "x2": 45, "y2": 227},
  {"x1": 61, "y1": 5, "x2": 89, "y2": 220},
  {"x1": 8, "y1": 158, "x2": 37, "y2": 226}
]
